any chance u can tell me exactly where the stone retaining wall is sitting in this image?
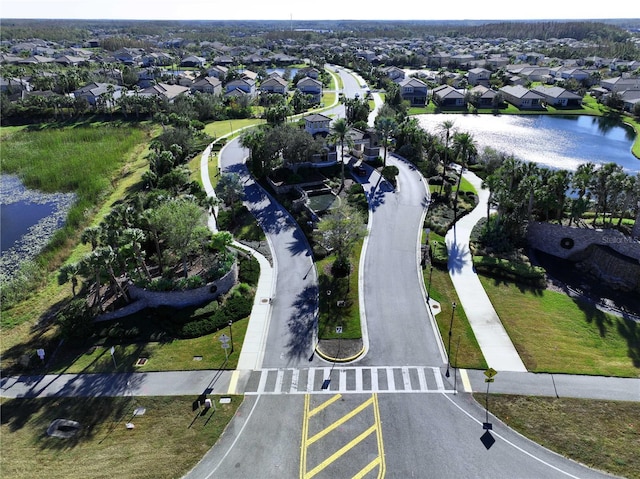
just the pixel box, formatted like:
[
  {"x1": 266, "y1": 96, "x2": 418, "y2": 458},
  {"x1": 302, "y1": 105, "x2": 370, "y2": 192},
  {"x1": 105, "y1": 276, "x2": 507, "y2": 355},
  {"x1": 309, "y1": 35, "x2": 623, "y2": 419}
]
[
  {"x1": 527, "y1": 222, "x2": 640, "y2": 261},
  {"x1": 95, "y1": 262, "x2": 238, "y2": 322}
]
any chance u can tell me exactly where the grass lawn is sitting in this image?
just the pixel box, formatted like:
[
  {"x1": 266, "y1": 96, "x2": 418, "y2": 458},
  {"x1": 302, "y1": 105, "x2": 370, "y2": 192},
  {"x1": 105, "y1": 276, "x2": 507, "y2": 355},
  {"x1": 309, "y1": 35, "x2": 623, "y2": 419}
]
[
  {"x1": 47, "y1": 317, "x2": 249, "y2": 374},
  {"x1": 203, "y1": 118, "x2": 265, "y2": 140},
  {"x1": 483, "y1": 394, "x2": 640, "y2": 479},
  {"x1": 1, "y1": 395, "x2": 241, "y2": 479},
  {"x1": 424, "y1": 260, "x2": 487, "y2": 370},
  {"x1": 479, "y1": 276, "x2": 640, "y2": 377},
  {"x1": 316, "y1": 241, "x2": 363, "y2": 340}
]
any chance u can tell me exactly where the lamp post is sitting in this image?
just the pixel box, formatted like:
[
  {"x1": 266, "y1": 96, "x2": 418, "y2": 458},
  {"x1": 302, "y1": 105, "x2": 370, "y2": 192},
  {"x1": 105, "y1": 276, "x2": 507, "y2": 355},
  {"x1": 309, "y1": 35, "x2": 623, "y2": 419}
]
[
  {"x1": 228, "y1": 320, "x2": 234, "y2": 354},
  {"x1": 445, "y1": 301, "x2": 456, "y2": 378},
  {"x1": 427, "y1": 265, "x2": 433, "y2": 302}
]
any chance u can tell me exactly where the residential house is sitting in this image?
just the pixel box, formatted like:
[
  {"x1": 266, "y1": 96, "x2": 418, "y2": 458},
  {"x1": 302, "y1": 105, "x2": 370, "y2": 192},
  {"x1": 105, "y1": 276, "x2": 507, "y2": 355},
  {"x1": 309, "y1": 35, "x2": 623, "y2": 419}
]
[
  {"x1": 141, "y1": 82, "x2": 189, "y2": 101},
  {"x1": 347, "y1": 128, "x2": 380, "y2": 162},
  {"x1": 431, "y1": 84, "x2": 466, "y2": 107},
  {"x1": 399, "y1": 77, "x2": 428, "y2": 106},
  {"x1": 621, "y1": 90, "x2": 640, "y2": 112},
  {"x1": 180, "y1": 56, "x2": 206, "y2": 68},
  {"x1": 550, "y1": 67, "x2": 590, "y2": 84},
  {"x1": 207, "y1": 65, "x2": 229, "y2": 79},
  {"x1": 296, "y1": 77, "x2": 323, "y2": 103},
  {"x1": 259, "y1": 75, "x2": 288, "y2": 95},
  {"x1": 468, "y1": 85, "x2": 498, "y2": 108},
  {"x1": 191, "y1": 76, "x2": 222, "y2": 95},
  {"x1": 531, "y1": 86, "x2": 582, "y2": 107},
  {"x1": 225, "y1": 78, "x2": 256, "y2": 98},
  {"x1": 113, "y1": 48, "x2": 144, "y2": 65},
  {"x1": 53, "y1": 55, "x2": 87, "y2": 67},
  {"x1": 499, "y1": 85, "x2": 545, "y2": 109},
  {"x1": 600, "y1": 77, "x2": 640, "y2": 93},
  {"x1": 381, "y1": 66, "x2": 405, "y2": 82},
  {"x1": 467, "y1": 67, "x2": 491, "y2": 87},
  {"x1": 240, "y1": 69, "x2": 259, "y2": 82},
  {"x1": 142, "y1": 52, "x2": 173, "y2": 67},
  {"x1": 428, "y1": 52, "x2": 451, "y2": 67},
  {"x1": 304, "y1": 113, "x2": 337, "y2": 163},
  {"x1": 304, "y1": 113, "x2": 332, "y2": 136},
  {"x1": 298, "y1": 67, "x2": 320, "y2": 80},
  {"x1": 73, "y1": 82, "x2": 123, "y2": 106}
]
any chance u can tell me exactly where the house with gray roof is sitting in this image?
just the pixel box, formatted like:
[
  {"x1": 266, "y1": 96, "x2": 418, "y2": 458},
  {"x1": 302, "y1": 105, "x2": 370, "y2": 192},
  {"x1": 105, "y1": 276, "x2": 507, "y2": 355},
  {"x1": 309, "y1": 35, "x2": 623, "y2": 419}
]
[
  {"x1": 499, "y1": 85, "x2": 545, "y2": 109},
  {"x1": 431, "y1": 84, "x2": 466, "y2": 107},
  {"x1": 259, "y1": 75, "x2": 288, "y2": 95},
  {"x1": 399, "y1": 77, "x2": 428, "y2": 106},
  {"x1": 531, "y1": 86, "x2": 582, "y2": 107},
  {"x1": 296, "y1": 77, "x2": 323, "y2": 103},
  {"x1": 191, "y1": 76, "x2": 222, "y2": 95}
]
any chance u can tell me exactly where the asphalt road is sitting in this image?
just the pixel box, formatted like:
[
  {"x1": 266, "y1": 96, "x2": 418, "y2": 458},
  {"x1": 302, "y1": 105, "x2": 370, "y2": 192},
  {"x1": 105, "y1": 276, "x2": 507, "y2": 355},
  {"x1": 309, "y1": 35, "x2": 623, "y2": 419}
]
[{"x1": 194, "y1": 68, "x2": 627, "y2": 479}]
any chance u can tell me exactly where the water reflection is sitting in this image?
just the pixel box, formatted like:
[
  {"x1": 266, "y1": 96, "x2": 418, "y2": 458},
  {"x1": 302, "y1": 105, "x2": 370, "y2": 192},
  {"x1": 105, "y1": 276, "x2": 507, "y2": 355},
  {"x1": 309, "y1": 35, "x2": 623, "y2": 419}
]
[
  {"x1": 1, "y1": 174, "x2": 75, "y2": 280},
  {"x1": 416, "y1": 114, "x2": 639, "y2": 173}
]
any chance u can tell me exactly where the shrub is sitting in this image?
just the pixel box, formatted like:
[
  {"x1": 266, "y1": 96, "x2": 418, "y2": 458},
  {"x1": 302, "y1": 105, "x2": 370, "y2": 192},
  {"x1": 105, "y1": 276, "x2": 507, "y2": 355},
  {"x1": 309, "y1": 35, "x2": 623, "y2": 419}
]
[
  {"x1": 238, "y1": 254, "x2": 260, "y2": 286},
  {"x1": 175, "y1": 291, "x2": 253, "y2": 338}
]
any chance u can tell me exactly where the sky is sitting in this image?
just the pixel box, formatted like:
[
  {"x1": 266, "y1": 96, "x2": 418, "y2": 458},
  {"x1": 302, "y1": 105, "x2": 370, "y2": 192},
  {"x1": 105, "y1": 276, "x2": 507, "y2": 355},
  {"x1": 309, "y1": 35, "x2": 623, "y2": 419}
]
[{"x1": 1, "y1": 0, "x2": 638, "y2": 22}]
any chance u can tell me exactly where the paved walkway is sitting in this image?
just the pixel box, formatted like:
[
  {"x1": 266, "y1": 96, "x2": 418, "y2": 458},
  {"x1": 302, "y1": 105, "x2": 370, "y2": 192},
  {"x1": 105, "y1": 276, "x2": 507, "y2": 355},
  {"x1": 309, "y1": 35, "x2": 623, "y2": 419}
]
[{"x1": 445, "y1": 171, "x2": 527, "y2": 372}]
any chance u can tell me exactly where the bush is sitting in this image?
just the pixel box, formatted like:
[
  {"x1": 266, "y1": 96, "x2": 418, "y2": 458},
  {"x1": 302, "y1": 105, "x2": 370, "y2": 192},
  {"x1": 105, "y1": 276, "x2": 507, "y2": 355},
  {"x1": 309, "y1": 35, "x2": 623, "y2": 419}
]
[
  {"x1": 175, "y1": 292, "x2": 254, "y2": 338},
  {"x1": 473, "y1": 256, "x2": 546, "y2": 287},
  {"x1": 238, "y1": 254, "x2": 260, "y2": 286}
]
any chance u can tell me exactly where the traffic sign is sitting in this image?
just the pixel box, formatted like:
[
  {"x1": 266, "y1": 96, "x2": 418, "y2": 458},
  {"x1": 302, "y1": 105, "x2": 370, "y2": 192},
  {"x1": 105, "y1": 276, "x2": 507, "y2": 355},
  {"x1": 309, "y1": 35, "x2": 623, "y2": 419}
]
[
  {"x1": 219, "y1": 334, "x2": 230, "y2": 344},
  {"x1": 484, "y1": 367, "x2": 497, "y2": 379},
  {"x1": 221, "y1": 343, "x2": 231, "y2": 349}
]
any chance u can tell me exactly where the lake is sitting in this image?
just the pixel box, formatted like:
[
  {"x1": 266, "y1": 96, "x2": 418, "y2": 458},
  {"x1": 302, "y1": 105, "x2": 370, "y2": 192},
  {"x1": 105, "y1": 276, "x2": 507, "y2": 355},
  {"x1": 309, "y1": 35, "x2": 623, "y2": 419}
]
[
  {"x1": 0, "y1": 174, "x2": 75, "y2": 280},
  {"x1": 416, "y1": 114, "x2": 639, "y2": 173}
]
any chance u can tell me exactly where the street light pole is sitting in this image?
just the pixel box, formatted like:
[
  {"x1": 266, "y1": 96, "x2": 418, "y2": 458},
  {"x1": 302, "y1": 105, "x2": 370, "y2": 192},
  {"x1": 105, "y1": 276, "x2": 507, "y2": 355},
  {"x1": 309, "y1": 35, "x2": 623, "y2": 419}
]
[
  {"x1": 228, "y1": 320, "x2": 234, "y2": 354},
  {"x1": 445, "y1": 301, "x2": 456, "y2": 378},
  {"x1": 427, "y1": 265, "x2": 433, "y2": 301}
]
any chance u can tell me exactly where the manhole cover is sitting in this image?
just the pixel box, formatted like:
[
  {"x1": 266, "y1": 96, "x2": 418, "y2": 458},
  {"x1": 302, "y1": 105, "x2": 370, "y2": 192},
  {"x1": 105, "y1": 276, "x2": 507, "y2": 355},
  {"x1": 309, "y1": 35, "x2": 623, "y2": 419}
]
[
  {"x1": 260, "y1": 298, "x2": 270, "y2": 304},
  {"x1": 193, "y1": 356, "x2": 203, "y2": 361},
  {"x1": 135, "y1": 358, "x2": 148, "y2": 366}
]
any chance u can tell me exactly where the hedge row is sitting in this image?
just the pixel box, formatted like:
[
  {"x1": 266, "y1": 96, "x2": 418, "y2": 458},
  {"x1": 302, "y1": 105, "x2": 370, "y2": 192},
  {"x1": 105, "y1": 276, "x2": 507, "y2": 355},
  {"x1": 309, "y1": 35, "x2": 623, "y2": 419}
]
[
  {"x1": 174, "y1": 292, "x2": 254, "y2": 338},
  {"x1": 473, "y1": 255, "x2": 546, "y2": 287}
]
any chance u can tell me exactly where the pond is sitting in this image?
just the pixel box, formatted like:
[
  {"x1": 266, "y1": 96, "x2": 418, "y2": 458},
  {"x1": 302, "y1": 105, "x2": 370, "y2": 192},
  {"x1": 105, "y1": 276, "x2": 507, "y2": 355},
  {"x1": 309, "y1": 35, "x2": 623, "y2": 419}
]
[
  {"x1": 415, "y1": 114, "x2": 639, "y2": 173},
  {"x1": 266, "y1": 68, "x2": 300, "y2": 79},
  {"x1": 0, "y1": 174, "x2": 76, "y2": 280}
]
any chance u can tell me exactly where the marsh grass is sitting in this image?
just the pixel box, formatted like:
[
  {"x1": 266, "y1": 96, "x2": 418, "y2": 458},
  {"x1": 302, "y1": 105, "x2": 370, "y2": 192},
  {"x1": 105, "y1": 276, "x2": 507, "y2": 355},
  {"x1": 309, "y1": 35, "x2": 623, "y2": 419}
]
[
  {"x1": 0, "y1": 395, "x2": 241, "y2": 479},
  {"x1": 0, "y1": 123, "x2": 152, "y2": 312}
]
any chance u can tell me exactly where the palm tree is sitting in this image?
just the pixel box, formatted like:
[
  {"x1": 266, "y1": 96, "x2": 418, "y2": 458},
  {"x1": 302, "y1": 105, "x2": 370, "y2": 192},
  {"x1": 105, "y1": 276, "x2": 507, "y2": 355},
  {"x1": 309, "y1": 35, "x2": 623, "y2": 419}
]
[
  {"x1": 436, "y1": 120, "x2": 455, "y2": 198},
  {"x1": 374, "y1": 116, "x2": 397, "y2": 168},
  {"x1": 451, "y1": 131, "x2": 477, "y2": 216},
  {"x1": 329, "y1": 118, "x2": 352, "y2": 191}
]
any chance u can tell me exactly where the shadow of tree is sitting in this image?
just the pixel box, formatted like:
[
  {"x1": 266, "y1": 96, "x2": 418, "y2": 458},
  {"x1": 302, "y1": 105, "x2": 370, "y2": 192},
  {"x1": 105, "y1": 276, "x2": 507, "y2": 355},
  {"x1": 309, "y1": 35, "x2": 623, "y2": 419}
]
[
  {"x1": 1, "y1": 371, "x2": 145, "y2": 442},
  {"x1": 573, "y1": 296, "x2": 613, "y2": 338},
  {"x1": 284, "y1": 284, "x2": 318, "y2": 362},
  {"x1": 617, "y1": 318, "x2": 640, "y2": 367}
]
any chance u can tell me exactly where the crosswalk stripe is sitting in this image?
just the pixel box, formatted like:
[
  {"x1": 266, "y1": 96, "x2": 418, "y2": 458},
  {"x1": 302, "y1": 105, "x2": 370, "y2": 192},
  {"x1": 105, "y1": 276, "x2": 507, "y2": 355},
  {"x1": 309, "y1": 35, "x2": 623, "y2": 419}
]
[{"x1": 245, "y1": 366, "x2": 453, "y2": 395}]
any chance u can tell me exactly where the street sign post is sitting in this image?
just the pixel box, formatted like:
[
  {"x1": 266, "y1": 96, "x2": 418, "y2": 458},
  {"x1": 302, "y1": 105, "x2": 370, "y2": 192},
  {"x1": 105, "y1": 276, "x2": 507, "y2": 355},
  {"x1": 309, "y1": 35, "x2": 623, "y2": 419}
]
[
  {"x1": 483, "y1": 368, "x2": 498, "y2": 432},
  {"x1": 219, "y1": 334, "x2": 231, "y2": 360}
]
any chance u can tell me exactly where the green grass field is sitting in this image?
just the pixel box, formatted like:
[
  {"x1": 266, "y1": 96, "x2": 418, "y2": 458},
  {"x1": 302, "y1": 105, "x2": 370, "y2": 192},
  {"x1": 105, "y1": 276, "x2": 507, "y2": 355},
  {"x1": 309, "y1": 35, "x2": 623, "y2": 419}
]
[
  {"x1": 480, "y1": 276, "x2": 640, "y2": 377},
  {"x1": 484, "y1": 394, "x2": 640, "y2": 479},
  {"x1": 1, "y1": 395, "x2": 241, "y2": 479}
]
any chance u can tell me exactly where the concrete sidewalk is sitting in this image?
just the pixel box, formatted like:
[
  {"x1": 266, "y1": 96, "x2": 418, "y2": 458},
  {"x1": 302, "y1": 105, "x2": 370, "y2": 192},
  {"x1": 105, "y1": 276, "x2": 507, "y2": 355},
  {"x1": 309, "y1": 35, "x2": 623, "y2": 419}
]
[{"x1": 445, "y1": 171, "x2": 527, "y2": 372}]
